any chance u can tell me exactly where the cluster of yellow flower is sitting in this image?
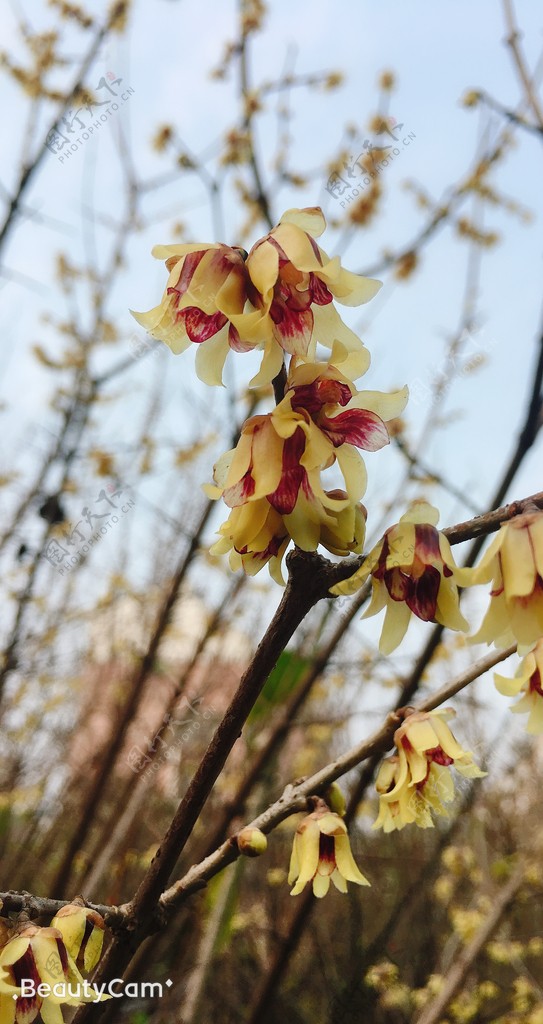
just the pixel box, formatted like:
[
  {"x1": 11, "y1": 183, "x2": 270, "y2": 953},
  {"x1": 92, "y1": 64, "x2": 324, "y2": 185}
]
[
  {"x1": 0, "y1": 904, "x2": 106, "y2": 1022},
  {"x1": 133, "y1": 207, "x2": 407, "y2": 581},
  {"x1": 134, "y1": 207, "x2": 543, "y2": 895}
]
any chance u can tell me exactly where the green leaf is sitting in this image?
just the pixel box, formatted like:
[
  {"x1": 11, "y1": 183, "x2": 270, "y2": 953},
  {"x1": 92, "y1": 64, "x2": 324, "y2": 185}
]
[{"x1": 248, "y1": 649, "x2": 311, "y2": 725}]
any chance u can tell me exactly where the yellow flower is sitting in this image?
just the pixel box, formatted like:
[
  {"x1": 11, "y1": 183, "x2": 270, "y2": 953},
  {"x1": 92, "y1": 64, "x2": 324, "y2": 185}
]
[
  {"x1": 50, "y1": 904, "x2": 105, "y2": 973},
  {"x1": 207, "y1": 357, "x2": 406, "y2": 575},
  {"x1": 243, "y1": 207, "x2": 381, "y2": 384},
  {"x1": 331, "y1": 501, "x2": 473, "y2": 654},
  {"x1": 470, "y1": 510, "x2": 543, "y2": 650},
  {"x1": 131, "y1": 208, "x2": 382, "y2": 388},
  {"x1": 131, "y1": 242, "x2": 256, "y2": 386},
  {"x1": 288, "y1": 807, "x2": 370, "y2": 897},
  {"x1": 494, "y1": 640, "x2": 543, "y2": 733},
  {"x1": 0, "y1": 924, "x2": 108, "y2": 1023},
  {"x1": 373, "y1": 709, "x2": 485, "y2": 832},
  {"x1": 210, "y1": 497, "x2": 290, "y2": 584}
]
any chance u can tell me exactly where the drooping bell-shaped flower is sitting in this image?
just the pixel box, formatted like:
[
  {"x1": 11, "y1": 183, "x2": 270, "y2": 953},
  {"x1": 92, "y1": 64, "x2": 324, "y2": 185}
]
[
  {"x1": 131, "y1": 242, "x2": 260, "y2": 386},
  {"x1": 0, "y1": 924, "x2": 107, "y2": 1024},
  {"x1": 373, "y1": 709, "x2": 485, "y2": 832},
  {"x1": 207, "y1": 358, "x2": 406, "y2": 577},
  {"x1": 132, "y1": 209, "x2": 383, "y2": 388},
  {"x1": 494, "y1": 639, "x2": 543, "y2": 733},
  {"x1": 331, "y1": 501, "x2": 474, "y2": 654},
  {"x1": 288, "y1": 805, "x2": 370, "y2": 897},
  {"x1": 242, "y1": 207, "x2": 382, "y2": 384},
  {"x1": 470, "y1": 510, "x2": 543, "y2": 651},
  {"x1": 50, "y1": 903, "x2": 105, "y2": 974}
]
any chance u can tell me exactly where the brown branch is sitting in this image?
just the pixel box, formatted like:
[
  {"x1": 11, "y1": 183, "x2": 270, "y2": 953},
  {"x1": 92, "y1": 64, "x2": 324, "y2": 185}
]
[
  {"x1": 126, "y1": 548, "x2": 344, "y2": 927},
  {"x1": 239, "y1": 4, "x2": 274, "y2": 229},
  {"x1": 0, "y1": 644, "x2": 511, "y2": 939},
  {"x1": 159, "y1": 644, "x2": 514, "y2": 912},
  {"x1": 0, "y1": 892, "x2": 126, "y2": 931}
]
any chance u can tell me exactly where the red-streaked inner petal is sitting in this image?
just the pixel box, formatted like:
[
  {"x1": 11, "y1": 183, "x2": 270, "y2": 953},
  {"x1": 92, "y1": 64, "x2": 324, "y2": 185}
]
[
  {"x1": 309, "y1": 273, "x2": 333, "y2": 305},
  {"x1": 406, "y1": 567, "x2": 441, "y2": 620},
  {"x1": 320, "y1": 409, "x2": 389, "y2": 450},
  {"x1": 385, "y1": 568, "x2": 411, "y2": 602},
  {"x1": 291, "y1": 378, "x2": 352, "y2": 415},
  {"x1": 223, "y1": 471, "x2": 256, "y2": 508},
  {"x1": 266, "y1": 428, "x2": 306, "y2": 515},
  {"x1": 176, "y1": 307, "x2": 227, "y2": 343},
  {"x1": 228, "y1": 323, "x2": 253, "y2": 352},
  {"x1": 427, "y1": 746, "x2": 454, "y2": 767},
  {"x1": 167, "y1": 249, "x2": 207, "y2": 298},
  {"x1": 317, "y1": 833, "x2": 337, "y2": 875},
  {"x1": 414, "y1": 524, "x2": 442, "y2": 563}
]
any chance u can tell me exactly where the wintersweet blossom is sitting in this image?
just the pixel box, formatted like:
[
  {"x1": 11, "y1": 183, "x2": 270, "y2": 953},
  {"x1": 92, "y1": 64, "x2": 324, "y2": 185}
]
[
  {"x1": 373, "y1": 709, "x2": 486, "y2": 832},
  {"x1": 0, "y1": 924, "x2": 108, "y2": 1024},
  {"x1": 131, "y1": 242, "x2": 255, "y2": 386},
  {"x1": 288, "y1": 807, "x2": 370, "y2": 897},
  {"x1": 210, "y1": 492, "x2": 366, "y2": 585},
  {"x1": 243, "y1": 207, "x2": 381, "y2": 383},
  {"x1": 50, "y1": 904, "x2": 105, "y2": 973},
  {"x1": 210, "y1": 497, "x2": 290, "y2": 585},
  {"x1": 331, "y1": 501, "x2": 474, "y2": 654},
  {"x1": 206, "y1": 359, "x2": 407, "y2": 569},
  {"x1": 470, "y1": 510, "x2": 543, "y2": 650},
  {"x1": 131, "y1": 208, "x2": 382, "y2": 387},
  {"x1": 494, "y1": 640, "x2": 543, "y2": 733},
  {"x1": 373, "y1": 756, "x2": 456, "y2": 831}
]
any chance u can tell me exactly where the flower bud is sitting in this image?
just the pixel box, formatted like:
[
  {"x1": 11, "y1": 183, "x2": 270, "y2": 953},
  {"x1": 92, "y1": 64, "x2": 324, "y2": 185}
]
[
  {"x1": 324, "y1": 781, "x2": 346, "y2": 817},
  {"x1": 236, "y1": 827, "x2": 268, "y2": 857},
  {"x1": 51, "y1": 903, "x2": 105, "y2": 973}
]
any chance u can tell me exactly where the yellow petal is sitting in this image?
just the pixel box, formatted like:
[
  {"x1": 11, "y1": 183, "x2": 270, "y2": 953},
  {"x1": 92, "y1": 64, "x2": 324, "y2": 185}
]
[
  {"x1": 249, "y1": 339, "x2": 284, "y2": 388},
  {"x1": 350, "y1": 385, "x2": 409, "y2": 420},
  {"x1": 312, "y1": 872, "x2": 331, "y2": 898},
  {"x1": 501, "y1": 525, "x2": 537, "y2": 598},
  {"x1": 289, "y1": 818, "x2": 320, "y2": 893},
  {"x1": 494, "y1": 671, "x2": 525, "y2": 697},
  {"x1": 334, "y1": 834, "x2": 371, "y2": 886},
  {"x1": 379, "y1": 600, "x2": 411, "y2": 654},
  {"x1": 193, "y1": 328, "x2": 230, "y2": 386},
  {"x1": 318, "y1": 812, "x2": 346, "y2": 837},
  {"x1": 330, "y1": 869, "x2": 348, "y2": 894},
  {"x1": 529, "y1": 514, "x2": 543, "y2": 578},
  {"x1": 279, "y1": 207, "x2": 326, "y2": 236},
  {"x1": 400, "y1": 500, "x2": 440, "y2": 527}
]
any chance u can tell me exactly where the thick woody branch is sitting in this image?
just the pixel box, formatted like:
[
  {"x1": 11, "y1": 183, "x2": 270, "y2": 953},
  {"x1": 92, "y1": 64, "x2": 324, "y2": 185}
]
[
  {"x1": 0, "y1": 892, "x2": 127, "y2": 930},
  {"x1": 125, "y1": 548, "x2": 345, "y2": 928}
]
